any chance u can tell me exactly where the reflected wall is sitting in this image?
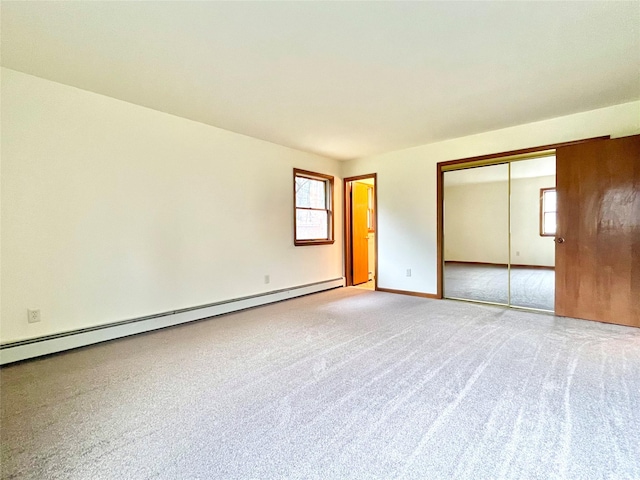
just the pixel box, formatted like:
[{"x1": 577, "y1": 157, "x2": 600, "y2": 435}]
[{"x1": 443, "y1": 164, "x2": 509, "y2": 305}]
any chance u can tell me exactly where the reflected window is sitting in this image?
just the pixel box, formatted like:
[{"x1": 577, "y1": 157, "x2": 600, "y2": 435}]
[{"x1": 540, "y1": 188, "x2": 557, "y2": 236}]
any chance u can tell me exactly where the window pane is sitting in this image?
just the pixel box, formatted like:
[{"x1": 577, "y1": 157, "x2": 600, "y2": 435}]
[
  {"x1": 544, "y1": 212, "x2": 556, "y2": 235},
  {"x1": 296, "y1": 209, "x2": 328, "y2": 240},
  {"x1": 295, "y1": 177, "x2": 326, "y2": 209},
  {"x1": 544, "y1": 190, "x2": 556, "y2": 212}
]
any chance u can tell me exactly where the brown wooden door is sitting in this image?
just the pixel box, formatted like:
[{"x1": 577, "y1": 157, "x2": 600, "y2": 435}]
[
  {"x1": 352, "y1": 182, "x2": 369, "y2": 285},
  {"x1": 555, "y1": 135, "x2": 640, "y2": 326}
]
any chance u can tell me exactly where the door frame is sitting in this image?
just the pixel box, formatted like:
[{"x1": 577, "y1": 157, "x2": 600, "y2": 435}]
[
  {"x1": 344, "y1": 174, "x2": 378, "y2": 288},
  {"x1": 435, "y1": 136, "x2": 609, "y2": 299}
]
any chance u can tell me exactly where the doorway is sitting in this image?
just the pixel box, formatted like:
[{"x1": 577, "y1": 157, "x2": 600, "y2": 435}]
[{"x1": 344, "y1": 174, "x2": 377, "y2": 288}]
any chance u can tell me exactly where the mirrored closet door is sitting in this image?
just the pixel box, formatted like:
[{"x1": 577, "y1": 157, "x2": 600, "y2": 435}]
[
  {"x1": 443, "y1": 155, "x2": 556, "y2": 312},
  {"x1": 509, "y1": 157, "x2": 556, "y2": 311},
  {"x1": 443, "y1": 164, "x2": 510, "y2": 305}
]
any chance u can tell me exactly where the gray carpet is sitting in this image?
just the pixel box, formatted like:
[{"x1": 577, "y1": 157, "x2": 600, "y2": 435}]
[
  {"x1": 2, "y1": 288, "x2": 639, "y2": 479},
  {"x1": 444, "y1": 262, "x2": 555, "y2": 311}
]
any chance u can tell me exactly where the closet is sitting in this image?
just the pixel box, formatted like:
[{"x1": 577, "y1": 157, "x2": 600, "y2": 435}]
[
  {"x1": 443, "y1": 156, "x2": 556, "y2": 312},
  {"x1": 439, "y1": 135, "x2": 639, "y2": 326}
]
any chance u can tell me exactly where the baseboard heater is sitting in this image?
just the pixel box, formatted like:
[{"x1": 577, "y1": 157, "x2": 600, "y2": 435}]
[{"x1": 0, "y1": 277, "x2": 345, "y2": 365}]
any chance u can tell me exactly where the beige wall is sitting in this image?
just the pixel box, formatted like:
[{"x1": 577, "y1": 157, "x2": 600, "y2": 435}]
[
  {"x1": 444, "y1": 179, "x2": 509, "y2": 265},
  {"x1": 342, "y1": 101, "x2": 640, "y2": 294},
  {"x1": 1, "y1": 68, "x2": 343, "y2": 342},
  {"x1": 444, "y1": 175, "x2": 556, "y2": 267}
]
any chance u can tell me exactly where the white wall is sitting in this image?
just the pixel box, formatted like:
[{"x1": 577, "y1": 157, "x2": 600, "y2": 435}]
[
  {"x1": 444, "y1": 175, "x2": 555, "y2": 267},
  {"x1": 444, "y1": 180, "x2": 509, "y2": 265},
  {"x1": 342, "y1": 101, "x2": 640, "y2": 294},
  {"x1": 1, "y1": 68, "x2": 343, "y2": 342}
]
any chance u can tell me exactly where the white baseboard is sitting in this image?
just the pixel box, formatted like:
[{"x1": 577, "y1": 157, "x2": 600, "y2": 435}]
[{"x1": 0, "y1": 278, "x2": 344, "y2": 365}]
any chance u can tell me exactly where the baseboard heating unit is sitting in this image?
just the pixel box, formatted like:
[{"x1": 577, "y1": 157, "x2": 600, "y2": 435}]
[{"x1": 0, "y1": 278, "x2": 344, "y2": 365}]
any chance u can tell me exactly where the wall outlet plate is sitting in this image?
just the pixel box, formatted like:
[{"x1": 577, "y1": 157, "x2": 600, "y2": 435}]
[{"x1": 27, "y1": 309, "x2": 41, "y2": 323}]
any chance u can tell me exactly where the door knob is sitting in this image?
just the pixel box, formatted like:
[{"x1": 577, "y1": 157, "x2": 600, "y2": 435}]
[{"x1": 556, "y1": 237, "x2": 565, "y2": 244}]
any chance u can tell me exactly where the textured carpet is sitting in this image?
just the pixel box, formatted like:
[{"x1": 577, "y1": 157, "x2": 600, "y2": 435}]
[
  {"x1": 2, "y1": 288, "x2": 639, "y2": 479},
  {"x1": 444, "y1": 263, "x2": 555, "y2": 311}
]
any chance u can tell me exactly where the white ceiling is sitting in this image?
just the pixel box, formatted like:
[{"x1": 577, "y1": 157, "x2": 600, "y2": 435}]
[{"x1": 2, "y1": 1, "x2": 639, "y2": 160}]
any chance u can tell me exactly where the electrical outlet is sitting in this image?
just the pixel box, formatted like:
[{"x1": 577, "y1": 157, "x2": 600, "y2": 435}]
[
  {"x1": 516, "y1": 251, "x2": 520, "y2": 256},
  {"x1": 264, "y1": 275, "x2": 270, "y2": 284},
  {"x1": 27, "y1": 309, "x2": 41, "y2": 324},
  {"x1": 406, "y1": 268, "x2": 412, "y2": 277}
]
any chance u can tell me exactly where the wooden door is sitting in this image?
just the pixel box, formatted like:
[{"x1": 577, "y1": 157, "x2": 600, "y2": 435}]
[
  {"x1": 555, "y1": 135, "x2": 640, "y2": 326},
  {"x1": 352, "y1": 182, "x2": 369, "y2": 285}
]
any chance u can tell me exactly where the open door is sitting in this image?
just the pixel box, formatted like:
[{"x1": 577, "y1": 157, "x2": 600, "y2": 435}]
[
  {"x1": 352, "y1": 182, "x2": 369, "y2": 285},
  {"x1": 344, "y1": 174, "x2": 377, "y2": 288},
  {"x1": 555, "y1": 135, "x2": 640, "y2": 326}
]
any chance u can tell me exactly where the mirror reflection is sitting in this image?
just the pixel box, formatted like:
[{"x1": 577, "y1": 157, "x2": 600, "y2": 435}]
[
  {"x1": 443, "y1": 156, "x2": 556, "y2": 312},
  {"x1": 444, "y1": 164, "x2": 510, "y2": 305},
  {"x1": 509, "y1": 156, "x2": 556, "y2": 311}
]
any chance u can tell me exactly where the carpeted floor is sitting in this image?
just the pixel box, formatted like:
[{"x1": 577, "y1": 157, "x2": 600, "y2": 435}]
[
  {"x1": 1, "y1": 288, "x2": 638, "y2": 479},
  {"x1": 444, "y1": 262, "x2": 555, "y2": 311},
  {"x1": 354, "y1": 279, "x2": 375, "y2": 290}
]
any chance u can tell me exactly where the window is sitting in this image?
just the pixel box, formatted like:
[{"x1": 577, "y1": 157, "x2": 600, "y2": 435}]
[
  {"x1": 294, "y1": 169, "x2": 334, "y2": 245},
  {"x1": 540, "y1": 187, "x2": 557, "y2": 236}
]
